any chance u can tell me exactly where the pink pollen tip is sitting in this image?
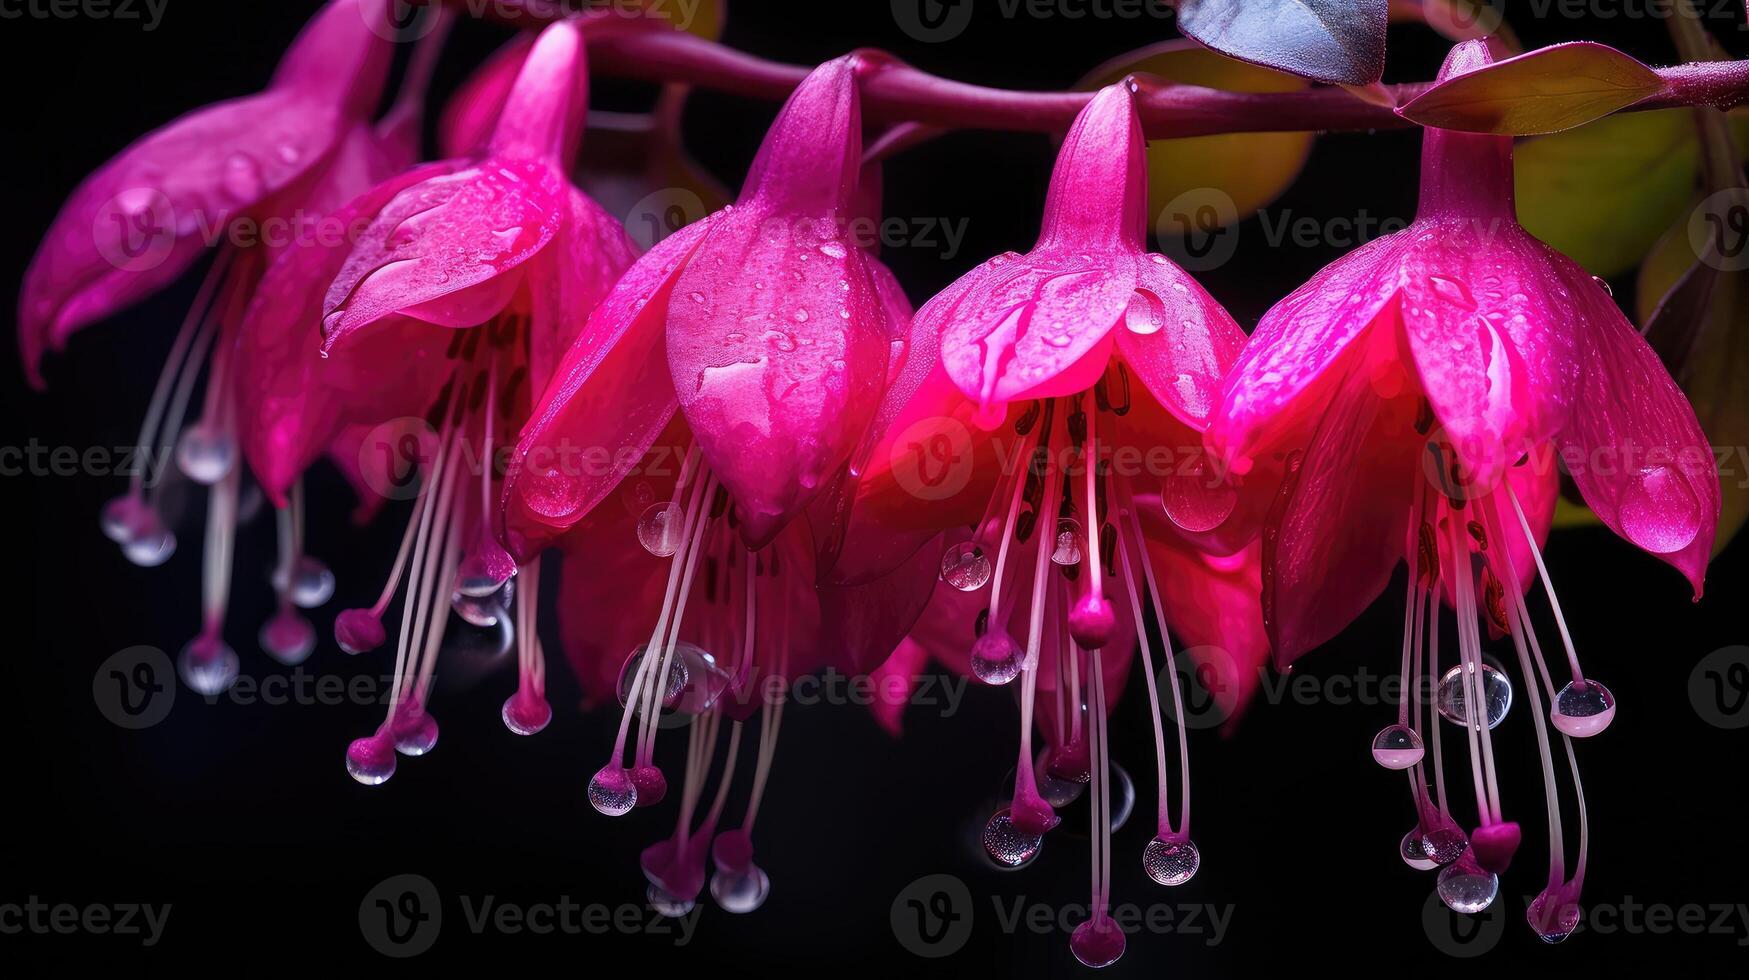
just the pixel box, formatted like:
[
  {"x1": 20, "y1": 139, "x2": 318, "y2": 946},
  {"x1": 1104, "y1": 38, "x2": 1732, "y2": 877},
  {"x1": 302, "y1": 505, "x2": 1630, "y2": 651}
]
[
  {"x1": 1070, "y1": 914, "x2": 1126, "y2": 969},
  {"x1": 1068, "y1": 593, "x2": 1118, "y2": 649},
  {"x1": 1008, "y1": 793, "x2": 1060, "y2": 837},
  {"x1": 335, "y1": 608, "x2": 386, "y2": 655},
  {"x1": 631, "y1": 765, "x2": 668, "y2": 808},
  {"x1": 1469, "y1": 821, "x2": 1521, "y2": 875},
  {"x1": 711, "y1": 829, "x2": 756, "y2": 875}
]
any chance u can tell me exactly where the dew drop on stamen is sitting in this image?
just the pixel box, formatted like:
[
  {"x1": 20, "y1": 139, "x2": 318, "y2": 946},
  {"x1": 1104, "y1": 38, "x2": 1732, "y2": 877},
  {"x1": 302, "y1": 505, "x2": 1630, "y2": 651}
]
[
  {"x1": 1370, "y1": 723, "x2": 1425, "y2": 769},
  {"x1": 647, "y1": 884, "x2": 696, "y2": 918},
  {"x1": 176, "y1": 424, "x2": 236, "y2": 485},
  {"x1": 970, "y1": 631, "x2": 1025, "y2": 686},
  {"x1": 637, "y1": 502, "x2": 686, "y2": 557},
  {"x1": 1051, "y1": 518, "x2": 1084, "y2": 566},
  {"x1": 122, "y1": 523, "x2": 177, "y2": 568},
  {"x1": 939, "y1": 540, "x2": 992, "y2": 591},
  {"x1": 272, "y1": 555, "x2": 336, "y2": 608},
  {"x1": 345, "y1": 733, "x2": 397, "y2": 786},
  {"x1": 1400, "y1": 829, "x2": 1439, "y2": 871},
  {"x1": 711, "y1": 866, "x2": 771, "y2": 913},
  {"x1": 177, "y1": 636, "x2": 239, "y2": 695},
  {"x1": 1420, "y1": 823, "x2": 1469, "y2": 866},
  {"x1": 1551, "y1": 678, "x2": 1616, "y2": 737},
  {"x1": 1437, "y1": 662, "x2": 1512, "y2": 730},
  {"x1": 1435, "y1": 862, "x2": 1499, "y2": 914},
  {"x1": 588, "y1": 765, "x2": 637, "y2": 816},
  {"x1": 1142, "y1": 835, "x2": 1200, "y2": 886},
  {"x1": 982, "y1": 808, "x2": 1043, "y2": 869}
]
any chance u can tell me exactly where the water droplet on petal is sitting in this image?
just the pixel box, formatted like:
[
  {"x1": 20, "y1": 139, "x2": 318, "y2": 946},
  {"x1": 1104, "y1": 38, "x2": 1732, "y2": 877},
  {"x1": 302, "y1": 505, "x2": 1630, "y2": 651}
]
[
  {"x1": 1426, "y1": 275, "x2": 1477, "y2": 310},
  {"x1": 221, "y1": 152, "x2": 264, "y2": 201},
  {"x1": 818, "y1": 241, "x2": 848, "y2": 259},
  {"x1": 1619, "y1": 465, "x2": 1701, "y2": 554}
]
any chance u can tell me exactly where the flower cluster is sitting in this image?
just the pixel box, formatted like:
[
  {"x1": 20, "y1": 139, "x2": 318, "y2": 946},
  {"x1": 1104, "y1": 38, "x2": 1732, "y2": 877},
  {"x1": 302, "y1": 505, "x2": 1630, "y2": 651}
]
[{"x1": 21, "y1": 4, "x2": 1721, "y2": 967}]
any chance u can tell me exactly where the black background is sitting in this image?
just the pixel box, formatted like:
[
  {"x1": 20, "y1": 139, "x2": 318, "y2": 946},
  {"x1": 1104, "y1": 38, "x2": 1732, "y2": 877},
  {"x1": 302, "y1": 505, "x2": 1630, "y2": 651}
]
[{"x1": 3, "y1": 1, "x2": 1747, "y2": 974}]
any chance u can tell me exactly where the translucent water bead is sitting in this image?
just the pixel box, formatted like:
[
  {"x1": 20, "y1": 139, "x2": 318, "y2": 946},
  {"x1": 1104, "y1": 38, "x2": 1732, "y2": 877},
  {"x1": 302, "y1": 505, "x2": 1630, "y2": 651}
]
[
  {"x1": 616, "y1": 642, "x2": 730, "y2": 715},
  {"x1": 177, "y1": 636, "x2": 239, "y2": 695},
  {"x1": 271, "y1": 555, "x2": 335, "y2": 608},
  {"x1": 1400, "y1": 830, "x2": 1439, "y2": 871},
  {"x1": 175, "y1": 424, "x2": 236, "y2": 484},
  {"x1": 1436, "y1": 862, "x2": 1499, "y2": 914},
  {"x1": 970, "y1": 631, "x2": 1024, "y2": 686},
  {"x1": 1437, "y1": 662, "x2": 1512, "y2": 730},
  {"x1": 1551, "y1": 679, "x2": 1616, "y2": 737},
  {"x1": 588, "y1": 765, "x2": 638, "y2": 816},
  {"x1": 982, "y1": 808, "x2": 1043, "y2": 869},
  {"x1": 710, "y1": 866, "x2": 771, "y2": 914},
  {"x1": 1370, "y1": 724, "x2": 1425, "y2": 769},
  {"x1": 1142, "y1": 835, "x2": 1200, "y2": 886},
  {"x1": 939, "y1": 540, "x2": 992, "y2": 591},
  {"x1": 636, "y1": 502, "x2": 685, "y2": 557},
  {"x1": 1070, "y1": 916, "x2": 1126, "y2": 968}
]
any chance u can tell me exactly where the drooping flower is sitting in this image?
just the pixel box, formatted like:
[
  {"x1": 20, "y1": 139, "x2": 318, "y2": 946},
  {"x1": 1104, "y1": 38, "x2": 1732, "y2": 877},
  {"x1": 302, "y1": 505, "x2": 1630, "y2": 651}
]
[
  {"x1": 502, "y1": 55, "x2": 935, "y2": 915},
  {"x1": 16, "y1": 0, "x2": 428, "y2": 692},
  {"x1": 1205, "y1": 39, "x2": 1720, "y2": 939},
  {"x1": 823, "y1": 82, "x2": 1270, "y2": 968},
  {"x1": 234, "y1": 17, "x2": 637, "y2": 774}
]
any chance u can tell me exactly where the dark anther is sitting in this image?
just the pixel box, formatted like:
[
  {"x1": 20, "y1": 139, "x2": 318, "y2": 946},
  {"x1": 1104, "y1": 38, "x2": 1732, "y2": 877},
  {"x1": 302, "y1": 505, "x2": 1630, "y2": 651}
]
[
  {"x1": 1100, "y1": 523, "x2": 1118, "y2": 575},
  {"x1": 1015, "y1": 400, "x2": 1041, "y2": 435},
  {"x1": 1414, "y1": 398, "x2": 1435, "y2": 435},
  {"x1": 974, "y1": 608, "x2": 989, "y2": 637}
]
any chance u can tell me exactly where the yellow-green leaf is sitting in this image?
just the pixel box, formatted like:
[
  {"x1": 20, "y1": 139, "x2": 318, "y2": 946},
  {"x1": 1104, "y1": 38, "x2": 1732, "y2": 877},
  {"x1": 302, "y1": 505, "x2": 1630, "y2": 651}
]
[
  {"x1": 1082, "y1": 40, "x2": 1313, "y2": 227},
  {"x1": 1399, "y1": 42, "x2": 1662, "y2": 136},
  {"x1": 1517, "y1": 110, "x2": 1703, "y2": 279}
]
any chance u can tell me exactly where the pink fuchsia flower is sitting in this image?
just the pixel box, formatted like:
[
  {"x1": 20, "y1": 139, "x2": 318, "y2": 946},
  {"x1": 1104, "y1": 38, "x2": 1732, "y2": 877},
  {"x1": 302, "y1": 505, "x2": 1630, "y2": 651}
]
[
  {"x1": 502, "y1": 56, "x2": 931, "y2": 914},
  {"x1": 16, "y1": 0, "x2": 424, "y2": 693},
  {"x1": 825, "y1": 82, "x2": 1269, "y2": 969},
  {"x1": 234, "y1": 18, "x2": 636, "y2": 778},
  {"x1": 1206, "y1": 39, "x2": 1720, "y2": 937}
]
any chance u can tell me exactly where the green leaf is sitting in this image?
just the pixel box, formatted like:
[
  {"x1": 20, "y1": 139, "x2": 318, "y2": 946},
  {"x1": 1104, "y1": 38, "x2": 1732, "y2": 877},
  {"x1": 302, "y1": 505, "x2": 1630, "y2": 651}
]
[
  {"x1": 1399, "y1": 42, "x2": 1662, "y2": 135},
  {"x1": 1516, "y1": 110, "x2": 1702, "y2": 279},
  {"x1": 1173, "y1": 0, "x2": 1388, "y2": 86}
]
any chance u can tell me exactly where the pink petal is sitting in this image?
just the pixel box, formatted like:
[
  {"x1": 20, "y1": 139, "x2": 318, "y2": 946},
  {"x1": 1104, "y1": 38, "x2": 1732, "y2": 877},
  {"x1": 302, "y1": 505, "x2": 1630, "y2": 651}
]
[
  {"x1": 485, "y1": 21, "x2": 589, "y2": 168},
  {"x1": 18, "y1": 0, "x2": 390, "y2": 387},
  {"x1": 1116, "y1": 252, "x2": 1247, "y2": 428},
  {"x1": 524, "y1": 184, "x2": 639, "y2": 393},
  {"x1": 1556, "y1": 273, "x2": 1718, "y2": 597},
  {"x1": 814, "y1": 535, "x2": 943, "y2": 676},
  {"x1": 1262, "y1": 335, "x2": 1426, "y2": 666},
  {"x1": 1138, "y1": 523, "x2": 1270, "y2": 734},
  {"x1": 1208, "y1": 232, "x2": 1411, "y2": 472},
  {"x1": 502, "y1": 218, "x2": 713, "y2": 559},
  {"x1": 1036, "y1": 84, "x2": 1147, "y2": 252},
  {"x1": 666, "y1": 59, "x2": 890, "y2": 549},
  {"x1": 1398, "y1": 224, "x2": 1579, "y2": 492},
  {"x1": 439, "y1": 34, "x2": 534, "y2": 159},
  {"x1": 319, "y1": 158, "x2": 566, "y2": 348},
  {"x1": 868, "y1": 638, "x2": 930, "y2": 737},
  {"x1": 236, "y1": 161, "x2": 461, "y2": 504},
  {"x1": 935, "y1": 249, "x2": 1133, "y2": 410}
]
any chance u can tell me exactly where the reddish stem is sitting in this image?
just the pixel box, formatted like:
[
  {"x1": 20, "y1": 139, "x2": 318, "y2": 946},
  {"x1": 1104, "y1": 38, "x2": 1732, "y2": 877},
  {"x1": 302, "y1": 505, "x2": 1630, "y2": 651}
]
[{"x1": 431, "y1": 0, "x2": 1749, "y2": 137}]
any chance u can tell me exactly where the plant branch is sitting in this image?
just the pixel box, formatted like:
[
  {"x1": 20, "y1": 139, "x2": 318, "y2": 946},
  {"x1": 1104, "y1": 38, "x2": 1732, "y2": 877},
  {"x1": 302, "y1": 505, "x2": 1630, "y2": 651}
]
[{"x1": 431, "y1": 0, "x2": 1749, "y2": 138}]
